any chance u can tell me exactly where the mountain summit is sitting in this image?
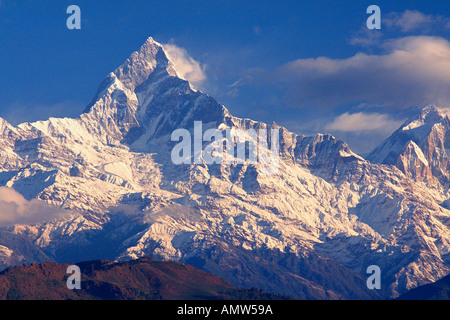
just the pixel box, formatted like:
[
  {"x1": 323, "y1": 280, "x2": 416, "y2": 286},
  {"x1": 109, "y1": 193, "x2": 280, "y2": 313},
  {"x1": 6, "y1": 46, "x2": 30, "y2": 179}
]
[
  {"x1": 86, "y1": 37, "x2": 178, "y2": 106},
  {"x1": 368, "y1": 105, "x2": 450, "y2": 184},
  {"x1": 0, "y1": 38, "x2": 449, "y2": 299},
  {"x1": 114, "y1": 37, "x2": 180, "y2": 91}
]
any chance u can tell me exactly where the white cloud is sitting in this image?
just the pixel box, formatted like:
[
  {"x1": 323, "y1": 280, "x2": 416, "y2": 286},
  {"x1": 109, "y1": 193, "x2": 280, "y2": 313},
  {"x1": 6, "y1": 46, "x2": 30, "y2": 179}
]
[
  {"x1": 325, "y1": 112, "x2": 404, "y2": 132},
  {"x1": 162, "y1": 43, "x2": 206, "y2": 88},
  {"x1": 0, "y1": 187, "x2": 73, "y2": 226},
  {"x1": 350, "y1": 28, "x2": 382, "y2": 47},
  {"x1": 275, "y1": 36, "x2": 450, "y2": 110},
  {"x1": 384, "y1": 10, "x2": 450, "y2": 33}
]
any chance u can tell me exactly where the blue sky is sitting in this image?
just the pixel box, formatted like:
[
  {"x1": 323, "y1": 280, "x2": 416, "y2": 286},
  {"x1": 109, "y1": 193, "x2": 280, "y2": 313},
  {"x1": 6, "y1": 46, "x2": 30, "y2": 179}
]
[{"x1": 1, "y1": 1, "x2": 450, "y2": 153}]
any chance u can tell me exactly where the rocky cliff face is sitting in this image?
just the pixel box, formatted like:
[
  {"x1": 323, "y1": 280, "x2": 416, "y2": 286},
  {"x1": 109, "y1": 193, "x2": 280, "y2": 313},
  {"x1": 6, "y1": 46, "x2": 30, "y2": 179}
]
[{"x1": 0, "y1": 37, "x2": 448, "y2": 299}]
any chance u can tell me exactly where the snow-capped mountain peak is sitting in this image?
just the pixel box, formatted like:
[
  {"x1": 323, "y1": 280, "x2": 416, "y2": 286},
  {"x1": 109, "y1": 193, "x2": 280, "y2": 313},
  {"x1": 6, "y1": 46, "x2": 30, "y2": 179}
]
[
  {"x1": 402, "y1": 105, "x2": 448, "y2": 132},
  {"x1": 368, "y1": 105, "x2": 450, "y2": 184},
  {"x1": 113, "y1": 37, "x2": 178, "y2": 92},
  {"x1": 84, "y1": 37, "x2": 180, "y2": 113}
]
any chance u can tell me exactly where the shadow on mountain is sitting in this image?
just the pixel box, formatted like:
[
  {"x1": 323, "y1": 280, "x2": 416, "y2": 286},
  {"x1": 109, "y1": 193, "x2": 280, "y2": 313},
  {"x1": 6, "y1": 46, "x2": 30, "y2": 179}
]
[{"x1": 396, "y1": 273, "x2": 450, "y2": 300}]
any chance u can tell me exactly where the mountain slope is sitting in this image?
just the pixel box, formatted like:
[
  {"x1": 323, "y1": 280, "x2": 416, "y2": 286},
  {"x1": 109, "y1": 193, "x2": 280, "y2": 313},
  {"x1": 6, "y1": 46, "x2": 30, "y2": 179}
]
[
  {"x1": 0, "y1": 37, "x2": 448, "y2": 299},
  {"x1": 397, "y1": 274, "x2": 450, "y2": 300},
  {"x1": 0, "y1": 257, "x2": 288, "y2": 300}
]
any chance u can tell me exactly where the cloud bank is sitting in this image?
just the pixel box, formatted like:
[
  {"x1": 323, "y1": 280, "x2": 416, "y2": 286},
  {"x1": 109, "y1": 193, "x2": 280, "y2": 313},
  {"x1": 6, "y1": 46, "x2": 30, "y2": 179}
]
[
  {"x1": 325, "y1": 112, "x2": 405, "y2": 133},
  {"x1": 384, "y1": 10, "x2": 450, "y2": 33},
  {"x1": 276, "y1": 36, "x2": 450, "y2": 110},
  {"x1": 0, "y1": 187, "x2": 72, "y2": 226}
]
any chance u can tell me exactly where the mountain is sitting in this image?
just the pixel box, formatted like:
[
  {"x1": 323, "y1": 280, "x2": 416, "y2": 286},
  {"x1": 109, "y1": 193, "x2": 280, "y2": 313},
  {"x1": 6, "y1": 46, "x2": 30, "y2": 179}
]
[
  {"x1": 0, "y1": 256, "x2": 287, "y2": 300},
  {"x1": 397, "y1": 274, "x2": 450, "y2": 300},
  {"x1": 0, "y1": 37, "x2": 449, "y2": 299},
  {"x1": 368, "y1": 106, "x2": 450, "y2": 184}
]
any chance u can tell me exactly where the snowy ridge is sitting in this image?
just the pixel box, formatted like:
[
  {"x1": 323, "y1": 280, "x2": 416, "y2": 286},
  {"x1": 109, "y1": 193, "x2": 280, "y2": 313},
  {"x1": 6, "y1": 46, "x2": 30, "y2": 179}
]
[{"x1": 0, "y1": 38, "x2": 449, "y2": 299}]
